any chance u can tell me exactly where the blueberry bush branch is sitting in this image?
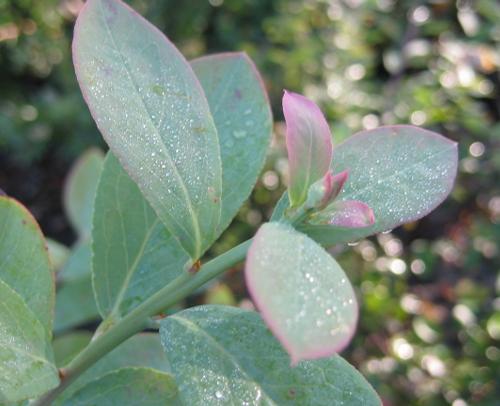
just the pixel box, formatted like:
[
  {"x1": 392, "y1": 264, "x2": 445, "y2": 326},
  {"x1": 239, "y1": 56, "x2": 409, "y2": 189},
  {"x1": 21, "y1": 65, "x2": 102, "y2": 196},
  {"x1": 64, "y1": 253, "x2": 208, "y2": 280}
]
[{"x1": 0, "y1": 0, "x2": 457, "y2": 404}]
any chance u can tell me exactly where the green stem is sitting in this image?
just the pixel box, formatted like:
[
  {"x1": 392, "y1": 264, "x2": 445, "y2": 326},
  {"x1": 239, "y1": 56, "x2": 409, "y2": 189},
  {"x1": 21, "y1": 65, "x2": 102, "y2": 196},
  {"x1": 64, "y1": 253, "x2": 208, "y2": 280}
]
[{"x1": 33, "y1": 239, "x2": 252, "y2": 406}]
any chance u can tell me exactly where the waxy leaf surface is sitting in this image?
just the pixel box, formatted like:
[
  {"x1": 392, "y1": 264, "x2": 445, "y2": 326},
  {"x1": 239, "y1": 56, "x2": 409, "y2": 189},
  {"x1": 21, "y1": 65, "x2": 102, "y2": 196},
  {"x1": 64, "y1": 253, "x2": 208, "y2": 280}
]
[
  {"x1": 92, "y1": 53, "x2": 271, "y2": 319},
  {"x1": 0, "y1": 197, "x2": 54, "y2": 335},
  {"x1": 74, "y1": 0, "x2": 222, "y2": 261},
  {"x1": 283, "y1": 91, "x2": 332, "y2": 207},
  {"x1": 160, "y1": 305, "x2": 379, "y2": 405},
  {"x1": 63, "y1": 148, "x2": 104, "y2": 238},
  {"x1": 55, "y1": 333, "x2": 170, "y2": 405},
  {"x1": 191, "y1": 52, "x2": 272, "y2": 235},
  {"x1": 92, "y1": 153, "x2": 188, "y2": 319},
  {"x1": 61, "y1": 367, "x2": 179, "y2": 406},
  {"x1": 0, "y1": 280, "x2": 59, "y2": 403},
  {"x1": 272, "y1": 126, "x2": 458, "y2": 245},
  {"x1": 246, "y1": 222, "x2": 357, "y2": 364}
]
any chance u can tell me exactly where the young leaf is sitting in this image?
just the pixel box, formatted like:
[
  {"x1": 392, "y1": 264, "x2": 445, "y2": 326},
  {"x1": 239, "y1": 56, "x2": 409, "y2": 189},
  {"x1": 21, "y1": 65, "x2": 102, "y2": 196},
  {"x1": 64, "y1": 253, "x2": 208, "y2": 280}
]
[
  {"x1": 310, "y1": 200, "x2": 375, "y2": 228},
  {"x1": 160, "y1": 306, "x2": 379, "y2": 405},
  {"x1": 61, "y1": 367, "x2": 179, "y2": 406},
  {"x1": 92, "y1": 153, "x2": 189, "y2": 320},
  {"x1": 191, "y1": 52, "x2": 272, "y2": 236},
  {"x1": 0, "y1": 196, "x2": 55, "y2": 336},
  {"x1": 63, "y1": 148, "x2": 104, "y2": 238},
  {"x1": 54, "y1": 333, "x2": 171, "y2": 405},
  {"x1": 0, "y1": 279, "x2": 59, "y2": 403},
  {"x1": 246, "y1": 222, "x2": 358, "y2": 364},
  {"x1": 305, "y1": 170, "x2": 349, "y2": 210},
  {"x1": 283, "y1": 91, "x2": 332, "y2": 207},
  {"x1": 272, "y1": 125, "x2": 458, "y2": 245},
  {"x1": 73, "y1": 0, "x2": 222, "y2": 261}
]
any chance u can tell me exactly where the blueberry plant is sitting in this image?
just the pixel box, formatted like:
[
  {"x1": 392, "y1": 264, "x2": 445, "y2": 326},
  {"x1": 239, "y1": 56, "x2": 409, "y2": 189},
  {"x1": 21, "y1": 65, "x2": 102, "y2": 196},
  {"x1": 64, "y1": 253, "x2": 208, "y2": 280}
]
[{"x1": 0, "y1": 0, "x2": 458, "y2": 404}]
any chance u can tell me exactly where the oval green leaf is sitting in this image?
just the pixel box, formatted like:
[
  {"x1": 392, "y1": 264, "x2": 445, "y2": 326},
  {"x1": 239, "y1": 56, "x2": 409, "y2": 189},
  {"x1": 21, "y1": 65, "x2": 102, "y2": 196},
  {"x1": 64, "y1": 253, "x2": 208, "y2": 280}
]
[
  {"x1": 92, "y1": 53, "x2": 271, "y2": 319},
  {"x1": 0, "y1": 196, "x2": 55, "y2": 335},
  {"x1": 0, "y1": 279, "x2": 59, "y2": 403},
  {"x1": 160, "y1": 305, "x2": 379, "y2": 405},
  {"x1": 92, "y1": 153, "x2": 189, "y2": 320},
  {"x1": 63, "y1": 148, "x2": 104, "y2": 238},
  {"x1": 73, "y1": 0, "x2": 222, "y2": 261},
  {"x1": 61, "y1": 367, "x2": 179, "y2": 406},
  {"x1": 246, "y1": 222, "x2": 357, "y2": 364},
  {"x1": 272, "y1": 125, "x2": 458, "y2": 245},
  {"x1": 191, "y1": 52, "x2": 272, "y2": 236}
]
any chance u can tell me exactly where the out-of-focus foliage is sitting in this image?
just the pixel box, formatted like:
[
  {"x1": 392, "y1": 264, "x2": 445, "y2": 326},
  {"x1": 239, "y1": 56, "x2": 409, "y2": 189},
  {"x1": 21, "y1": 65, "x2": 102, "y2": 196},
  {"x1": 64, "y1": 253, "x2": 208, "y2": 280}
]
[{"x1": 0, "y1": 0, "x2": 498, "y2": 405}]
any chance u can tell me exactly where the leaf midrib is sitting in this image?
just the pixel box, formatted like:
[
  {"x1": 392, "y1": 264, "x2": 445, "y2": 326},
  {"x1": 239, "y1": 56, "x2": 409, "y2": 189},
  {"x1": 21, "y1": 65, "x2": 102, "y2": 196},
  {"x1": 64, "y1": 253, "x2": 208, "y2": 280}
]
[
  {"x1": 97, "y1": 1, "x2": 203, "y2": 258},
  {"x1": 169, "y1": 315, "x2": 279, "y2": 405},
  {"x1": 338, "y1": 141, "x2": 455, "y2": 204}
]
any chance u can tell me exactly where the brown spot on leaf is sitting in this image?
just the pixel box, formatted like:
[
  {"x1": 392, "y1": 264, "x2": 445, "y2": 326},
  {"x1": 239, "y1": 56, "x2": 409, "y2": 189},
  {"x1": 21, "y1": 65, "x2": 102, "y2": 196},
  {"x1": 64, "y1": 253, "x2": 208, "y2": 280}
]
[{"x1": 188, "y1": 260, "x2": 202, "y2": 274}]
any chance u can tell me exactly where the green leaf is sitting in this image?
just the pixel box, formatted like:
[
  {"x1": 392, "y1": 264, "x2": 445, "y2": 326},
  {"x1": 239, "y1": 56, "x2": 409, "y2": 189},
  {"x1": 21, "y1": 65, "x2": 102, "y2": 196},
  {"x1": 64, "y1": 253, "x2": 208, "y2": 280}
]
[
  {"x1": 0, "y1": 279, "x2": 59, "y2": 403},
  {"x1": 0, "y1": 196, "x2": 55, "y2": 335},
  {"x1": 63, "y1": 148, "x2": 104, "y2": 238},
  {"x1": 53, "y1": 332, "x2": 93, "y2": 367},
  {"x1": 92, "y1": 153, "x2": 189, "y2": 319},
  {"x1": 272, "y1": 126, "x2": 458, "y2": 245},
  {"x1": 61, "y1": 367, "x2": 179, "y2": 406},
  {"x1": 54, "y1": 240, "x2": 100, "y2": 332},
  {"x1": 246, "y1": 222, "x2": 357, "y2": 364},
  {"x1": 55, "y1": 333, "x2": 170, "y2": 405},
  {"x1": 73, "y1": 0, "x2": 222, "y2": 261},
  {"x1": 92, "y1": 52, "x2": 272, "y2": 320},
  {"x1": 59, "y1": 240, "x2": 93, "y2": 282},
  {"x1": 191, "y1": 53, "x2": 272, "y2": 235},
  {"x1": 160, "y1": 305, "x2": 379, "y2": 405}
]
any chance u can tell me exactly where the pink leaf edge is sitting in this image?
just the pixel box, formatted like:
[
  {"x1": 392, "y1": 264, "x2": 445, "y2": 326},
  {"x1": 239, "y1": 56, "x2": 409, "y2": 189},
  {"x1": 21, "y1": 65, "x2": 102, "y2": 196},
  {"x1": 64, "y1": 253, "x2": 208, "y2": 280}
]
[
  {"x1": 328, "y1": 200, "x2": 375, "y2": 228},
  {"x1": 245, "y1": 225, "x2": 359, "y2": 366},
  {"x1": 283, "y1": 90, "x2": 333, "y2": 205}
]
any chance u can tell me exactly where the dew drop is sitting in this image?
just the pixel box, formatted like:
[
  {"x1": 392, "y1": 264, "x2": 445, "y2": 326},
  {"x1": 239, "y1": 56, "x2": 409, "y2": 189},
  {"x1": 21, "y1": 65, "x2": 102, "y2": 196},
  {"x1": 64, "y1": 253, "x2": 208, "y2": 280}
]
[
  {"x1": 215, "y1": 390, "x2": 223, "y2": 399},
  {"x1": 233, "y1": 130, "x2": 247, "y2": 139}
]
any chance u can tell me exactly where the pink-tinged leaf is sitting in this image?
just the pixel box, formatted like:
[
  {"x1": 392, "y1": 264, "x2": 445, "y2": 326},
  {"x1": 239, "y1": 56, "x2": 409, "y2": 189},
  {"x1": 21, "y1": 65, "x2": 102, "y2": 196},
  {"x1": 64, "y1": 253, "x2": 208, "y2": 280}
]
[
  {"x1": 245, "y1": 222, "x2": 358, "y2": 365},
  {"x1": 310, "y1": 200, "x2": 375, "y2": 228},
  {"x1": 329, "y1": 170, "x2": 349, "y2": 202},
  {"x1": 283, "y1": 91, "x2": 333, "y2": 207},
  {"x1": 305, "y1": 170, "x2": 348, "y2": 210},
  {"x1": 271, "y1": 125, "x2": 458, "y2": 246}
]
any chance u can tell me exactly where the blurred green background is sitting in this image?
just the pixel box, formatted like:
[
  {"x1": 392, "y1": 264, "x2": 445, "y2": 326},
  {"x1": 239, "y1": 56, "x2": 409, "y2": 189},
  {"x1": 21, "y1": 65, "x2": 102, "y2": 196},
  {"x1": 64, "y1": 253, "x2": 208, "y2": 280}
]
[{"x1": 0, "y1": 0, "x2": 499, "y2": 405}]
